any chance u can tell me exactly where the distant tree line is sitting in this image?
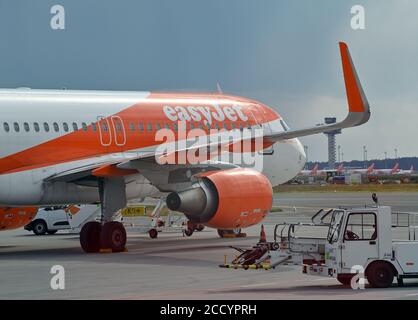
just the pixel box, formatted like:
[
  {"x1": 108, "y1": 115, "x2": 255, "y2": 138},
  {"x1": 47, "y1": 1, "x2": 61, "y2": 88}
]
[{"x1": 306, "y1": 157, "x2": 418, "y2": 170}]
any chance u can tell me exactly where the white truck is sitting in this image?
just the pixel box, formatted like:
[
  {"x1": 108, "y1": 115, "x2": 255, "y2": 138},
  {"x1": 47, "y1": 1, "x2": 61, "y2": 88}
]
[
  {"x1": 24, "y1": 205, "x2": 101, "y2": 235},
  {"x1": 302, "y1": 205, "x2": 418, "y2": 287},
  {"x1": 222, "y1": 205, "x2": 418, "y2": 288}
]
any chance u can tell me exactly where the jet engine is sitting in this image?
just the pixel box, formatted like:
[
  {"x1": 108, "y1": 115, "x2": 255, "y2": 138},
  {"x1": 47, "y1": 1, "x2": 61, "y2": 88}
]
[{"x1": 166, "y1": 168, "x2": 272, "y2": 229}]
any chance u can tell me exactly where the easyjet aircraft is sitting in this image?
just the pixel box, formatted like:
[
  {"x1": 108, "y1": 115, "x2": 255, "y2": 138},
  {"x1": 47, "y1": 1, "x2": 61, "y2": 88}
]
[
  {"x1": 347, "y1": 163, "x2": 375, "y2": 175},
  {"x1": 371, "y1": 163, "x2": 400, "y2": 175},
  {"x1": 0, "y1": 43, "x2": 370, "y2": 253},
  {"x1": 299, "y1": 163, "x2": 344, "y2": 177}
]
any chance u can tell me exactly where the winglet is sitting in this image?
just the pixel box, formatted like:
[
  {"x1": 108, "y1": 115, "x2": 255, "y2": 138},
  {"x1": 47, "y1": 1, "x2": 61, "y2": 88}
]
[
  {"x1": 266, "y1": 42, "x2": 371, "y2": 142},
  {"x1": 339, "y1": 42, "x2": 370, "y2": 121}
]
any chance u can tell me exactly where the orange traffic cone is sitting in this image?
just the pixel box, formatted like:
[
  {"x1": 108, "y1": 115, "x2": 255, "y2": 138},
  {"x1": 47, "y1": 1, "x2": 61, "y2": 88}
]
[{"x1": 259, "y1": 224, "x2": 266, "y2": 242}]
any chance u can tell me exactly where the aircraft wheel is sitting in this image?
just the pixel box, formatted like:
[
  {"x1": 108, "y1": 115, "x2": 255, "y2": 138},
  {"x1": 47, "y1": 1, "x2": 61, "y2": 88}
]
[
  {"x1": 33, "y1": 220, "x2": 47, "y2": 235},
  {"x1": 101, "y1": 221, "x2": 127, "y2": 253},
  {"x1": 184, "y1": 228, "x2": 194, "y2": 237},
  {"x1": 196, "y1": 225, "x2": 205, "y2": 232},
  {"x1": 149, "y1": 228, "x2": 158, "y2": 239},
  {"x1": 80, "y1": 221, "x2": 102, "y2": 253}
]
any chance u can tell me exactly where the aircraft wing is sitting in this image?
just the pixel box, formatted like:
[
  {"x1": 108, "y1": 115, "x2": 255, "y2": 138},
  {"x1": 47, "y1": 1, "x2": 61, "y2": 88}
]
[{"x1": 265, "y1": 42, "x2": 370, "y2": 142}]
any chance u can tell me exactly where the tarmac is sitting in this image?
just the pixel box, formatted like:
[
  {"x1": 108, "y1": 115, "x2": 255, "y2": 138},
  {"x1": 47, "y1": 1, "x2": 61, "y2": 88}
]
[{"x1": 1, "y1": 192, "x2": 418, "y2": 300}]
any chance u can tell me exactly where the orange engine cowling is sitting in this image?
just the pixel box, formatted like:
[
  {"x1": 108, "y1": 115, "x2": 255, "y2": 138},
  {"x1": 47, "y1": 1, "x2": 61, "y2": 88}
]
[
  {"x1": 166, "y1": 168, "x2": 272, "y2": 229},
  {"x1": 0, "y1": 207, "x2": 38, "y2": 231}
]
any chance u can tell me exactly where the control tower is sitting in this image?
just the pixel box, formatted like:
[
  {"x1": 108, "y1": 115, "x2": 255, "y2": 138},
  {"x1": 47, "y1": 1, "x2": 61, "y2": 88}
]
[{"x1": 324, "y1": 117, "x2": 342, "y2": 169}]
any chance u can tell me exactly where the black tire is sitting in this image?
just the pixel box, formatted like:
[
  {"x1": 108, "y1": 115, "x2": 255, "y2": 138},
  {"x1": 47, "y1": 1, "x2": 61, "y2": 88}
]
[
  {"x1": 366, "y1": 262, "x2": 395, "y2": 288},
  {"x1": 337, "y1": 274, "x2": 354, "y2": 286},
  {"x1": 32, "y1": 220, "x2": 47, "y2": 235},
  {"x1": 47, "y1": 230, "x2": 58, "y2": 235},
  {"x1": 196, "y1": 225, "x2": 205, "y2": 232},
  {"x1": 149, "y1": 228, "x2": 158, "y2": 239},
  {"x1": 184, "y1": 228, "x2": 194, "y2": 237},
  {"x1": 80, "y1": 221, "x2": 102, "y2": 253},
  {"x1": 101, "y1": 221, "x2": 127, "y2": 253},
  {"x1": 217, "y1": 229, "x2": 226, "y2": 238}
]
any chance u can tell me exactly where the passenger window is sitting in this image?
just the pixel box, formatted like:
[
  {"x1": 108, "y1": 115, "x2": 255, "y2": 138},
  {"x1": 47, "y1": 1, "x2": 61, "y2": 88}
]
[
  {"x1": 115, "y1": 122, "x2": 122, "y2": 132},
  {"x1": 215, "y1": 123, "x2": 220, "y2": 130},
  {"x1": 129, "y1": 122, "x2": 135, "y2": 132},
  {"x1": 198, "y1": 123, "x2": 203, "y2": 130},
  {"x1": 14, "y1": 122, "x2": 20, "y2": 132},
  {"x1": 239, "y1": 123, "x2": 244, "y2": 131},
  {"x1": 34, "y1": 122, "x2": 40, "y2": 132},
  {"x1": 63, "y1": 122, "x2": 69, "y2": 132},
  {"x1": 53, "y1": 122, "x2": 59, "y2": 132},
  {"x1": 44, "y1": 122, "x2": 50, "y2": 132},
  {"x1": 231, "y1": 123, "x2": 235, "y2": 129},
  {"x1": 138, "y1": 122, "x2": 144, "y2": 132},
  {"x1": 72, "y1": 122, "x2": 78, "y2": 131},
  {"x1": 173, "y1": 123, "x2": 178, "y2": 132},
  {"x1": 344, "y1": 213, "x2": 377, "y2": 241},
  {"x1": 82, "y1": 122, "x2": 88, "y2": 132},
  {"x1": 164, "y1": 123, "x2": 170, "y2": 130},
  {"x1": 91, "y1": 123, "x2": 97, "y2": 132},
  {"x1": 24, "y1": 122, "x2": 30, "y2": 132},
  {"x1": 156, "y1": 123, "x2": 161, "y2": 131},
  {"x1": 223, "y1": 123, "x2": 228, "y2": 130},
  {"x1": 147, "y1": 123, "x2": 153, "y2": 132},
  {"x1": 190, "y1": 123, "x2": 195, "y2": 129},
  {"x1": 3, "y1": 122, "x2": 9, "y2": 132},
  {"x1": 101, "y1": 122, "x2": 108, "y2": 132}
]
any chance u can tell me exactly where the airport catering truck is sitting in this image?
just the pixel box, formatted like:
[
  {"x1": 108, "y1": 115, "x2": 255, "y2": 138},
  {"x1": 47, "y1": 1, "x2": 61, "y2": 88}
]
[{"x1": 222, "y1": 205, "x2": 418, "y2": 288}]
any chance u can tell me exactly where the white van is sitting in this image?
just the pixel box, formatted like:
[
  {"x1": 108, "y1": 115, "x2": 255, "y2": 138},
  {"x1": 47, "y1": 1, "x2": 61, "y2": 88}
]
[{"x1": 25, "y1": 205, "x2": 101, "y2": 235}]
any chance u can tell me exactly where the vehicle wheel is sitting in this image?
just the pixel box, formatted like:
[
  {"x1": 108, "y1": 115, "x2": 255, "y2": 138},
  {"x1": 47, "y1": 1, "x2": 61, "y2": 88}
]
[
  {"x1": 196, "y1": 225, "x2": 205, "y2": 232},
  {"x1": 101, "y1": 221, "x2": 127, "y2": 253},
  {"x1": 337, "y1": 274, "x2": 354, "y2": 286},
  {"x1": 366, "y1": 262, "x2": 395, "y2": 288},
  {"x1": 32, "y1": 220, "x2": 47, "y2": 235},
  {"x1": 149, "y1": 228, "x2": 158, "y2": 239},
  {"x1": 184, "y1": 228, "x2": 194, "y2": 237},
  {"x1": 47, "y1": 230, "x2": 58, "y2": 235},
  {"x1": 80, "y1": 221, "x2": 102, "y2": 253}
]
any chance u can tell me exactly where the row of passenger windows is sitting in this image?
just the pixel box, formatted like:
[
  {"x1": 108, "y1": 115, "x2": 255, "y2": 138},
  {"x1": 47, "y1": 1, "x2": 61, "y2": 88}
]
[
  {"x1": 3, "y1": 121, "x2": 91, "y2": 133},
  {"x1": 2, "y1": 121, "x2": 261, "y2": 134}
]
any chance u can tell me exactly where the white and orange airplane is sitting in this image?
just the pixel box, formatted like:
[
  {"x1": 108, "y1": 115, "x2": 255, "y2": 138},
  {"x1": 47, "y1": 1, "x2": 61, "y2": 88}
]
[
  {"x1": 371, "y1": 163, "x2": 400, "y2": 176},
  {"x1": 299, "y1": 163, "x2": 344, "y2": 177},
  {"x1": 347, "y1": 162, "x2": 375, "y2": 175},
  {"x1": 0, "y1": 42, "x2": 370, "y2": 253}
]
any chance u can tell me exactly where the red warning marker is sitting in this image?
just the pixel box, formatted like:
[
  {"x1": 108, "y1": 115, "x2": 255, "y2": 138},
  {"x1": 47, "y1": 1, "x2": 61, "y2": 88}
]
[{"x1": 259, "y1": 224, "x2": 266, "y2": 243}]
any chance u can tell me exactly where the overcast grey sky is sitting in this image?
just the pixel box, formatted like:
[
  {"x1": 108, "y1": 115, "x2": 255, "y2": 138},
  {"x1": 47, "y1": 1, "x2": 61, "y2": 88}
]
[{"x1": 0, "y1": 0, "x2": 417, "y2": 161}]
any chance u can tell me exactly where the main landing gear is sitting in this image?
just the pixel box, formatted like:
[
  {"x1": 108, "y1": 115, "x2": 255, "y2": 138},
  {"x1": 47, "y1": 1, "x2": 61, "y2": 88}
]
[
  {"x1": 80, "y1": 221, "x2": 127, "y2": 253},
  {"x1": 80, "y1": 177, "x2": 128, "y2": 253}
]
